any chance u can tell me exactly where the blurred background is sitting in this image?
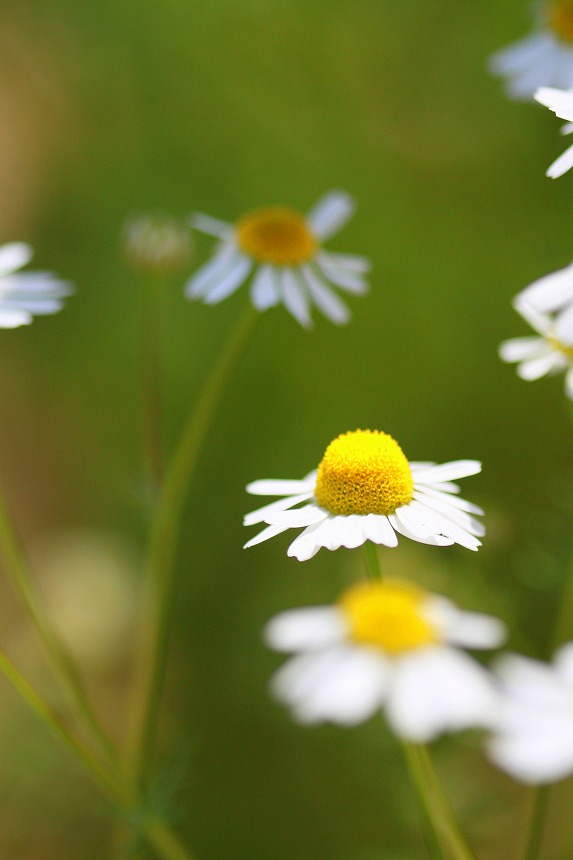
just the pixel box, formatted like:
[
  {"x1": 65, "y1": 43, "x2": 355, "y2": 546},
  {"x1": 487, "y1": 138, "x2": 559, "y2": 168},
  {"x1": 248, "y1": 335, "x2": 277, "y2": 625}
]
[{"x1": 0, "y1": 0, "x2": 572, "y2": 857}]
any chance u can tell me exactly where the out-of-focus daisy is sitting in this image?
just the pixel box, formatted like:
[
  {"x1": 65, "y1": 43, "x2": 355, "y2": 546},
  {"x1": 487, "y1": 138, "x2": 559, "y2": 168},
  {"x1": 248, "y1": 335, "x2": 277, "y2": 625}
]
[
  {"x1": 0, "y1": 242, "x2": 71, "y2": 328},
  {"x1": 244, "y1": 429, "x2": 484, "y2": 561},
  {"x1": 499, "y1": 298, "x2": 573, "y2": 398},
  {"x1": 513, "y1": 257, "x2": 573, "y2": 338},
  {"x1": 534, "y1": 85, "x2": 573, "y2": 176},
  {"x1": 122, "y1": 212, "x2": 191, "y2": 275},
  {"x1": 488, "y1": 644, "x2": 573, "y2": 783},
  {"x1": 490, "y1": 2, "x2": 573, "y2": 100},
  {"x1": 185, "y1": 191, "x2": 369, "y2": 328},
  {"x1": 265, "y1": 580, "x2": 504, "y2": 737}
]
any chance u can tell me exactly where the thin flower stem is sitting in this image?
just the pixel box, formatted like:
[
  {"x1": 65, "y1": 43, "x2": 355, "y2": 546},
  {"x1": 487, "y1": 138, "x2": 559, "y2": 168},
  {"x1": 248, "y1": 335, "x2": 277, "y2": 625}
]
[
  {"x1": 0, "y1": 646, "x2": 118, "y2": 800},
  {"x1": 144, "y1": 819, "x2": 200, "y2": 860},
  {"x1": 404, "y1": 743, "x2": 477, "y2": 860},
  {"x1": 364, "y1": 542, "x2": 382, "y2": 580},
  {"x1": 141, "y1": 274, "x2": 166, "y2": 493},
  {"x1": 522, "y1": 785, "x2": 549, "y2": 860},
  {"x1": 129, "y1": 304, "x2": 258, "y2": 790},
  {"x1": 0, "y1": 480, "x2": 117, "y2": 764},
  {"x1": 519, "y1": 547, "x2": 573, "y2": 860},
  {"x1": 0, "y1": 645, "x2": 198, "y2": 860}
]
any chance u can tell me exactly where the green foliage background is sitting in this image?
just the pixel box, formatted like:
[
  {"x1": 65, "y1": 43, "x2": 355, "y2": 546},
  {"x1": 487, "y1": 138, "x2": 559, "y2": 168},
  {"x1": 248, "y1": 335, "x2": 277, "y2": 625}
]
[{"x1": 0, "y1": 1, "x2": 572, "y2": 857}]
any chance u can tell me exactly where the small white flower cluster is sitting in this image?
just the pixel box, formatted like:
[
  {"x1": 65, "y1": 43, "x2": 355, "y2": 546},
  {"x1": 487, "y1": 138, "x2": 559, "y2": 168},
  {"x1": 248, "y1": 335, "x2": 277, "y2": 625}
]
[{"x1": 491, "y1": 9, "x2": 573, "y2": 396}]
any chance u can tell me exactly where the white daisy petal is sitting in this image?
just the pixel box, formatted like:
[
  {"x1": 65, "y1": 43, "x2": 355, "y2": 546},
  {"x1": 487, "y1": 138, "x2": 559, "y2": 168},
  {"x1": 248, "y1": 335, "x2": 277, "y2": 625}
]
[
  {"x1": 319, "y1": 251, "x2": 371, "y2": 273},
  {"x1": 315, "y1": 253, "x2": 369, "y2": 294},
  {"x1": 243, "y1": 522, "x2": 292, "y2": 549},
  {"x1": 565, "y1": 366, "x2": 573, "y2": 398},
  {"x1": 427, "y1": 600, "x2": 506, "y2": 649},
  {"x1": 388, "y1": 512, "x2": 453, "y2": 547},
  {"x1": 306, "y1": 191, "x2": 355, "y2": 241},
  {"x1": 286, "y1": 523, "x2": 325, "y2": 561},
  {"x1": 547, "y1": 140, "x2": 573, "y2": 178},
  {"x1": 387, "y1": 647, "x2": 499, "y2": 742},
  {"x1": 189, "y1": 212, "x2": 233, "y2": 239},
  {"x1": 203, "y1": 255, "x2": 252, "y2": 304},
  {"x1": 535, "y1": 85, "x2": 573, "y2": 121},
  {"x1": 554, "y1": 301, "x2": 573, "y2": 344},
  {"x1": 280, "y1": 269, "x2": 312, "y2": 328},
  {"x1": 406, "y1": 501, "x2": 482, "y2": 550},
  {"x1": 264, "y1": 608, "x2": 346, "y2": 652},
  {"x1": 554, "y1": 643, "x2": 573, "y2": 687},
  {"x1": 412, "y1": 494, "x2": 485, "y2": 536},
  {"x1": 490, "y1": 33, "x2": 552, "y2": 77},
  {"x1": 271, "y1": 646, "x2": 390, "y2": 726},
  {"x1": 184, "y1": 244, "x2": 240, "y2": 299},
  {"x1": 517, "y1": 351, "x2": 561, "y2": 380},
  {"x1": 488, "y1": 726, "x2": 573, "y2": 784},
  {"x1": 0, "y1": 308, "x2": 32, "y2": 328},
  {"x1": 300, "y1": 265, "x2": 351, "y2": 325},
  {"x1": 517, "y1": 262, "x2": 573, "y2": 313},
  {"x1": 361, "y1": 514, "x2": 399, "y2": 547},
  {"x1": 246, "y1": 475, "x2": 317, "y2": 496},
  {"x1": 243, "y1": 493, "x2": 315, "y2": 527},
  {"x1": 0, "y1": 242, "x2": 33, "y2": 274},
  {"x1": 499, "y1": 336, "x2": 548, "y2": 363},
  {"x1": 250, "y1": 265, "x2": 280, "y2": 310},
  {"x1": 266, "y1": 507, "x2": 328, "y2": 528},
  {"x1": 413, "y1": 486, "x2": 483, "y2": 516},
  {"x1": 412, "y1": 460, "x2": 481, "y2": 485}
]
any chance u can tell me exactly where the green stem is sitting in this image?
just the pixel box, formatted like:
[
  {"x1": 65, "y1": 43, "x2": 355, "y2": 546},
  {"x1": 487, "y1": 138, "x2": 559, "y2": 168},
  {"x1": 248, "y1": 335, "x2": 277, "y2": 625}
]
[
  {"x1": 0, "y1": 645, "x2": 197, "y2": 860},
  {"x1": 0, "y1": 481, "x2": 117, "y2": 764},
  {"x1": 129, "y1": 305, "x2": 258, "y2": 789},
  {"x1": 522, "y1": 785, "x2": 549, "y2": 860},
  {"x1": 364, "y1": 542, "x2": 382, "y2": 580},
  {"x1": 404, "y1": 743, "x2": 477, "y2": 860},
  {"x1": 144, "y1": 819, "x2": 199, "y2": 860},
  {"x1": 521, "y1": 549, "x2": 573, "y2": 860},
  {"x1": 141, "y1": 274, "x2": 166, "y2": 494}
]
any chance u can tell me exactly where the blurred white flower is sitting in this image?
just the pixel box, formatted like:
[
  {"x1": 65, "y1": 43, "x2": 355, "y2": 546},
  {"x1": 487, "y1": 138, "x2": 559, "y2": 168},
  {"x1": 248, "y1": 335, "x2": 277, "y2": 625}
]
[
  {"x1": 513, "y1": 256, "x2": 573, "y2": 333},
  {"x1": 488, "y1": 644, "x2": 573, "y2": 783},
  {"x1": 122, "y1": 212, "x2": 191, "y2": 275},
  {"x1": 0, "y1": 242, "x2": 71, "y2": 328},
  {"x1": 534, "y1": 86, "x2": 573, "y2": 176},
  {"x1": 37, "y1": 531, "x2": 140, "y2": 673},
  {"x1": 265, "y1": 580, "x2": 504, "y2": 737},
  {"x1": 490, "y1": 3, "x2": 573, "y2": 100},
  {"x1": 185, "y1": 191, "x2": 370, "y2": 328},
  {"x1": 244, "y1": 429, "x2": 484, "y2": 561},
  {"x1": 499, "y1": 298, "x2": 573, "y2": 397}
]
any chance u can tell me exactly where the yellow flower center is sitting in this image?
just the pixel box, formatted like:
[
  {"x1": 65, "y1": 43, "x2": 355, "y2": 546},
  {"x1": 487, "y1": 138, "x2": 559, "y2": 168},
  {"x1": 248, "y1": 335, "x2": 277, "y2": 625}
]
[
  {"x1": 339, "y1": 580, "x2": 438, "y2": 654},
  {"x1": 236, "y1": 207, "x2": 318, "y2": 266},
  {"x1": 314, "y1": 429, "x2": 414, "y2": 516},
  {"x1": 550, "y1": 335, "x2": 573, "y2": 359},
  {"x1": 548, "y1": 1, "x2": 573, "y2": 42}
]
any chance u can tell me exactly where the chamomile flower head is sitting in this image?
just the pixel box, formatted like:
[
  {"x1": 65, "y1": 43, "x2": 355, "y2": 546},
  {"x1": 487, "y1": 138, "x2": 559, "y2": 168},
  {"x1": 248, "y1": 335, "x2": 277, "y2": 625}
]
[
  {"x1": 185, "y1": 191, "x2": 370, "y2": 328},
  {"x1": 0, "y1": 243, "x2": 71, "y2": 328},
  {"x1": 534, "y1": 85, "x2": 573, "y2": 176},
  {"x1": 265, "y1": 580, "x2": 505, "y2": 737},
  {"x1": 499, "y1": 297, "x2": 573, "y2": 398},
  {"x1": 488, "y1": 644, "x2": 573, "y2": 783},
  {"x1": 490, "y1": 2, "x2": 573, "y2": 100},
  {"x1": 244, "y1": 429, "x2": 485, "y2": 561}
]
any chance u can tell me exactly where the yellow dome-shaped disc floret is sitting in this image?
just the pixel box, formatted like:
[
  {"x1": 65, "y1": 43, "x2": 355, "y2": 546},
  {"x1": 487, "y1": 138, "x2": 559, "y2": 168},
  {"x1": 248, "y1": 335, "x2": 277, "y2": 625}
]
[
  {"x1": 236, "y1": 207, "x2": 318, "y2": 266},
  {"x1": 339, "y1": 580, "x2": 438, "y2": 654},
  {"x1": 548, "y1": 1, "x2": 573, "y2": 42},
  {"x1": 314, "y1": 429, "x2": 414, "y2": 516}
]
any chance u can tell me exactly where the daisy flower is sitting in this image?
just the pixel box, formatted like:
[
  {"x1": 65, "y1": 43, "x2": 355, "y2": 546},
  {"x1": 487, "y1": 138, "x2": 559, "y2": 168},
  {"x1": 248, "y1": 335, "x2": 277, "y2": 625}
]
[
  {"x1": 490, "y1": 2, "x2": 573, "y2": 100},
  {"x1": 244, "y1": 429, "x2": 484, "y2": 561},
  {"x1": 499, "y1": 298, "x2": 573, "y2": 398},
  {"x1": 488, "y1": 644, "x2": 573, "y2": 783},
  {"x1": 265, "y1": 580, "x2": 504, "y2": 737},
  {"x1": 185, "y1": 191, "x2": 369, "y2": 328},
  {"x1": 0, "y1": 242, "x2": 71, "y2": 328},
  {"x1": 534, "y1": 85, "x2": 573, "y2": 177}
]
